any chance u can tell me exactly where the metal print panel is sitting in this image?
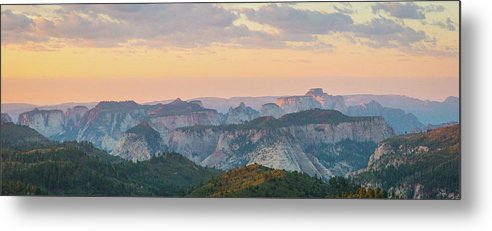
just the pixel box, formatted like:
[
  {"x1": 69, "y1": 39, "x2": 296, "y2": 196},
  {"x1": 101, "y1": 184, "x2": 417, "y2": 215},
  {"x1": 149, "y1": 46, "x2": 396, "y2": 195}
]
[{"x1": 0, "y1": 1, "x2": 460, "y2": 199}]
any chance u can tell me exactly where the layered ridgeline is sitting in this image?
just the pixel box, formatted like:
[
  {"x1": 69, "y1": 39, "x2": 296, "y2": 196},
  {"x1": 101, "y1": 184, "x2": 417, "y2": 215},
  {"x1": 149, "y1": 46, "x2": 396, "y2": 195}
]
[
  {"x1": 1, "y1": 123, "x2": 219, "y2": 196},
  {"x1": 13, "y1": 88, "x2": 455, "y2": 150},
  {"x1": 352, "y1": 125, "x2": 460, "y2": 199},
  {"x1": 167, "y1": 109, "x2": 394, "y2": 180},
  {"x1": 17, "y1": 99, "x2": 224, "y2": 151},
  {"x1": 0, "y1": 123, "x2": 386, "y2": 198}
]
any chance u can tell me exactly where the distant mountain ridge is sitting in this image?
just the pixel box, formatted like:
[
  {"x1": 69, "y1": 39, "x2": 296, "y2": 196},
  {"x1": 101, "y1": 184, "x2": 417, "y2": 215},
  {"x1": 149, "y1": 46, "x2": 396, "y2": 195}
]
[
  {"x1": 347, "y1": 101, "x2": 424, "y2": 134},
  {"x1": 343, "y1": 94, "x2": 459, "y2": 125}
]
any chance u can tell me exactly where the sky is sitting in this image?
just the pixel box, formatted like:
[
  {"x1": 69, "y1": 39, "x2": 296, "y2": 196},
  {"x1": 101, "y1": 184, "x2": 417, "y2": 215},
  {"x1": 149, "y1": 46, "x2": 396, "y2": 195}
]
[{"x1": 1, "y1": 1, "x2": 459, "y2": 105}]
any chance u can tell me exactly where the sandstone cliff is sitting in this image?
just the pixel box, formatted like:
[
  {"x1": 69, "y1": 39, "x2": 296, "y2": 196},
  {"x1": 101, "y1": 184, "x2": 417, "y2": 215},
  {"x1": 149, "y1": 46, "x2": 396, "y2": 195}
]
[
  {"x1": 18, "y1": 108, "x2": 66, "y2": 138},
  {"x1": 169, "y1": 109, "x2": 394, "y2": 180}
]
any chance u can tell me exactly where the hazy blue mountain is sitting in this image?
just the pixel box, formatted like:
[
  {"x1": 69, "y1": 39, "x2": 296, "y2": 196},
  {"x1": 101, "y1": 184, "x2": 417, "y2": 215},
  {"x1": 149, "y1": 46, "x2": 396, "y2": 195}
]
[
  {"x1": 343, "y1": 95, "x2": 459, "y2": 125},
  {"x1": 1, "y1": 102, "x2": 97, "y2": 123},
  {"x1": 346, "y1": 101, "x2": 424, "y2": 134}
]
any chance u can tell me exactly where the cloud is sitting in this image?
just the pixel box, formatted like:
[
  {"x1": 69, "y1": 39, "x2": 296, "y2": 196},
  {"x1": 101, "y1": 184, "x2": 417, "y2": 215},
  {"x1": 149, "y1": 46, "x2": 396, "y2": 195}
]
[
  {"x1": 2, "y1": 4, "x2": 277, "y2": 49},
  {"x1": 1, "y1": 3, "x2": 452, "y2": 57},
  {"x1": 372, "y1": 2, "x2": 426, "y2": 19},
  {"x1": 351, "y1": 17, "x2": 427, "y2": 48},
  {"x1": 432, "y1": 17, "x2": 456, "y2": 31},
  {"x1": 1, "y1": 9, "x2": 47, "y2": 44},
  {"x1": 424, "y1": 5, "x2": 445, "y2": 12},
  {"x1": 244, "y1": 4, "x2": 428, "y2": 49},
  {"x1": 244, "y1": 4, "x2": 353, "y2": 35}
]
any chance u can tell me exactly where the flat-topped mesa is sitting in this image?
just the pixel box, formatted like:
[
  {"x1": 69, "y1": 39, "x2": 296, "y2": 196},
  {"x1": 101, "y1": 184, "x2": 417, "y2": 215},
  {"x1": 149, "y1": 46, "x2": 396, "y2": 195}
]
[
  {"x1": 18, "y1": 108, "x2": 66, "y2": 138},
  {"x1": 94, "y1": 100, "x2": 141, "y2": 110},
  {"x1": 305, "y1": 88, "x2": 326, "y2": 97},
  {"x1": 275, "y1": 88, "x2": 347, "y2": 114}
]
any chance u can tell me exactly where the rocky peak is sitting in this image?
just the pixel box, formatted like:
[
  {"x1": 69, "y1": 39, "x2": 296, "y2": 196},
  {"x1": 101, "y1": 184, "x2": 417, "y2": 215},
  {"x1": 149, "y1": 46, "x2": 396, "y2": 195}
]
[
  {"x1": 225, "y1": 102, "x2": 260, "y2": 124},
  {"x1": 169, "y1": 98, "x2": 185, "y2": 105}
]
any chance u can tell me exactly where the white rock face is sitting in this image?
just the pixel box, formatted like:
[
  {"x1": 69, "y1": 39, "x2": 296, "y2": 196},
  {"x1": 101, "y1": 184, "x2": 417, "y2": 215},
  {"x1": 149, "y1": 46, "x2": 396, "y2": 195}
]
[
  {"x1": 366, "y1": 143, "x2": 395, "y2": 170},
  {"x1": 169, "y1": 117, "x2": 394, "y2": 180},
  {"x1": 111, "y1": 133, "x2": 166, "y2": 162},
  {"x1": 76, "y1": 101, "x2": 147, "y2": 151},
  {"x1": 18, "y1": 109, "x2": 66, "y2": 138},
  {"x1": 111, "y1": 133, "x2": 155, "y2": 162},
  {"x1": 111, "y1": 122, "x2": 167, "y2": 162}
]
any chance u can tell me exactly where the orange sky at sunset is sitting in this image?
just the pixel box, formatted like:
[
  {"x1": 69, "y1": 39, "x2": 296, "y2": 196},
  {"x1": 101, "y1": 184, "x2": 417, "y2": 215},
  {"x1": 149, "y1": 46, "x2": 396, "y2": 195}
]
[{"x1": 1, "y1": 2, "x2": 459, "y2": 105}]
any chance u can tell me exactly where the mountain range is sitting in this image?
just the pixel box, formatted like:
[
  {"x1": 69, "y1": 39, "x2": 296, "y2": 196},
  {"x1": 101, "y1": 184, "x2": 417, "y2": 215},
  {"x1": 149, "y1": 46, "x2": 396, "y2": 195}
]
[
  {"x1": 2, "y1": 88, "x2": 459, "y2": 127},
  {"x1": 1, "y1": 88, "x2": 460, "y2": 198}
]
